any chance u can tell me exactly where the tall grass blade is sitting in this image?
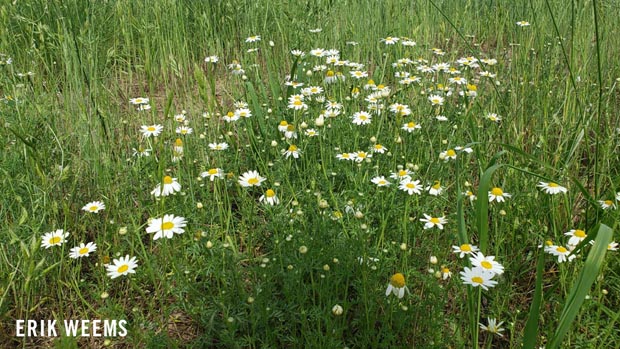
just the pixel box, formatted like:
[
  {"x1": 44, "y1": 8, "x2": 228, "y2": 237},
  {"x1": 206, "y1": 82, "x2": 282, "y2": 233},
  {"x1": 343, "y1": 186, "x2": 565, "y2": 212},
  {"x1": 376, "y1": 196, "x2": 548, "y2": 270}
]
[{"x1": 547, "y1": 224, "x2": 613, "y2": 349}]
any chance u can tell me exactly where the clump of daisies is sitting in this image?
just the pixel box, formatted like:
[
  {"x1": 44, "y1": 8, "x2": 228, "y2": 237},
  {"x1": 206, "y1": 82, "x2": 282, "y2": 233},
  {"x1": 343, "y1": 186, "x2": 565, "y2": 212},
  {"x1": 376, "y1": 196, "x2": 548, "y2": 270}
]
[{"x1": 454, "y1": 245, "x2": 504, "y2": 291}]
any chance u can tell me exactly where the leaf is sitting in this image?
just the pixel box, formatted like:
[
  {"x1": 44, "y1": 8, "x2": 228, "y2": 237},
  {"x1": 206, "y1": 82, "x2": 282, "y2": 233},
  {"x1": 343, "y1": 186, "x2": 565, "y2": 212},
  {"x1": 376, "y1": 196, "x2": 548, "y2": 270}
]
[{"x1": 547, "y1": 224, "x2": 613, "y2": 349}]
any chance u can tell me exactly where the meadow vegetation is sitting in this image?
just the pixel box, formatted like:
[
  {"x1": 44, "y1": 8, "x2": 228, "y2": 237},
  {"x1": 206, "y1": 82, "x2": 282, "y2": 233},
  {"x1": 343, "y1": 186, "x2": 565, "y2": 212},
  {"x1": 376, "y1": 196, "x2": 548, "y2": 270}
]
[{"x1": 1, "y1": 0, "x2": 619, "y2": 347}]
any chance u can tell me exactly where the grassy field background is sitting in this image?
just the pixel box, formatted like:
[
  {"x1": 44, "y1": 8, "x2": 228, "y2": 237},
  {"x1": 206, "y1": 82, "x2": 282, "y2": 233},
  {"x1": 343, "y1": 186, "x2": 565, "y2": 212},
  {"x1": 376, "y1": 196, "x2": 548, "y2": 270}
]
[{"x1": 1, "y1": 0, "x2": 619, "y2": 348}]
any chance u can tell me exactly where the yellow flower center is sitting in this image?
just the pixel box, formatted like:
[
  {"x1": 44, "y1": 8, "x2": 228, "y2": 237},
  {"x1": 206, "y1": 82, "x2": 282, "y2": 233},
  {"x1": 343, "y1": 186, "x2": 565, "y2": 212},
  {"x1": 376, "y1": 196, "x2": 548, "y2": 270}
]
[
  {"x1": 279, "y1": 121, "x2": 288, "y2": 126},
  {"x1": 556, "y1": 246, "x2": 568, "y2": 253},
  {"x1": 390, "y1": 273, "x2": 405, "y2": 288},
  {"x1": 359, "y1": 115, "x2": 367, "y2": 120},
  {"x1": 407, "y1": 122, "x2": 416, "y2": 128},
  {"x1": 471, "y1": 276, "x2": 484, "y2": 284},
  {"x1": 49, "y1": 237, "x2": 61, "y2": 245},
  {"x1": 288, "y1": 145, "x2": 298, "y2": 151},
  {"x1": 248, "y1": 178, "x2": 259, "y2": 185},
  {"x1": 548, "y1": 182, "x2": 559, "y2": 187},
  {"x1": 377, "y1": 84, "x2": 385, "y2": 90},
  {"x1": 287, "y1": 125, "x2": 295, "y2": 131},
  {"x1": 379, "y1": 180, "x2": 386, "y2": 185},
  {"x1": 467, "y1": 84, "x2": 477, "y2": 91},
  {"x1": 430, "y1": 217, "x2": 440, "y2": 224},
  {"x1": 293, "y1": 100, "x2": 302, "y2": 106},
  {"x1": 79, "y1": 247, "x2": 89, "y2": 255},
  {"x1": 117, "y1": 265, "x2": 129, "y2": 273},
  {"x1": 446, "y1": 149, "x2": 456, "y2": 157},
  {"x1": 208, "y1": 169, "x2": 218, "y2": 175},
  {"x1": 374, "y1": 145, "x2": 383, "y2": 150},
  {"x1": 357, "y1": 152, "x2": 367, "y2": 158},
  {"x1": 163, "y1": 176, "x2": 173, "y2": 184},
  {"x1": 367, "y1": 79, "x2": 375, "y2": 85},
  {"x1": 442, "y1": 267, "x2": 450, "y2": 273},
  {"x1": 481, "y1": 261, "x2": 493, "y2": 269},
  {"x1": 491, "y1": 187, "x2": 504, "y2": 196},
  {"x1": 604, "y1": 200, "x2": 613, "y2": 206},
  {"x1": 162, "y1": 221, "x2": 174, "y2": 230},
  {"x1": 398, "y1": 170, "x2": 407, "y2": 176},
  {"x1": 89, "y1": 206, "x2": 99, "y2": 211},
  {"x1": 326, "y1": 70, "x2": 335, "y2": 77},
  {"x1": 460, "y1": 244, "x2": 472, "y2": 252},
  {"x1": 175, "y1": 138, "x2": 183, "y2": 147},
  {"x1": 147, "y1": 126, "x2": 156, "y2": 132},
  {"x1": 266, "y1": 189, "x2": 275, "y2": 198},
  {"x1": 406, "y1": 183, "x2": 415, "y2": 189},
  {"x1": 545, "y1": 240, "x2": 553, "y2": 246},
  {"x1": 574, "y1": 230, "x2": 586, "y2": 238},
  {"x1": 432, "y1": 181, "x2": 441, "y2": 189}
]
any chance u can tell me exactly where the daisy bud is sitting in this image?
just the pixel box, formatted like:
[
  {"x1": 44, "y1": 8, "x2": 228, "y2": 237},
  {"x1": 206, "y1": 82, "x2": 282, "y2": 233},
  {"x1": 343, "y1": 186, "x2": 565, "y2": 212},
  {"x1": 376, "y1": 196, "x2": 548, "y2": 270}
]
[
  {"x1": 323, "y1": 264, "x2": 330, "y2": 271},
  {"x1": 269, "y1": 40, "x2": 274, "y2": 47},
  {"x1": 319, "y1": 199, "x2": 329, "y2": 208},
  {"x1": 332, "y1": 304, "x2": 343, "y2": 316},
  {"x1": 206, "y1": 241, "x2": 213, "y2": 248},
  {"x1": 355, "y1": 211, "x2": 364, "y2": 219},
  {"x1": 400, "y1": 243, "x2": 407, "y2": 251},
  {"x1": 360, "y1": 224, "x2": 368, "y2": 230},
  {"x1": 315, "y1": 115, "x2": 324, "y2": 126},
  {"x1": 271, "y1": 140, "x2": 278, "y2": 147},
  {"x1": 306, "y1": 70, "x2": 313, "y2": 77},
  {"x1": 602, "y1": 289, "x2": 608, "y2": 295},
  {"x1": 499, "y1": 210, "x2": 506, "y2": 216},
  {"x1": 370, "y1": 136, "x2": 377, "y2": 143},
  {"x1": 247, "y1": 297, "x2": 255, "y2": 303},
  {"x1": 300, "y1": 121, "x2": 308, "y2": 129},
  {"x1": 430, "y1": 256, "x2": 438, "y2": 264},
  {"x1": 196, "y1": 202, "x2": 203, "y2": 209},
  {"x1": 395, "y1": 136, "x2": 402, "y2": 143},
  {"x1": 299, "y1": 246, "x2": 308, "y2": 254},
  {"x1": 118, "y1": 227, "x2": 128, "y2": 235},
  {"x1": 242, "y1": 75, "x2": 248, "y2": 80},
  {"x1": 434, "y1": 271, "x2": 442, "y2": 279}
]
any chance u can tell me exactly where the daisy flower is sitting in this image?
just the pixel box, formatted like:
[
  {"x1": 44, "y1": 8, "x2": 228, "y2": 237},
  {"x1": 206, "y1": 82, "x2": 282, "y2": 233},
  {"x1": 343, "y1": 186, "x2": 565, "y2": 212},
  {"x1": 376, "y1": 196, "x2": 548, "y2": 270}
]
[
  {"x1": 41, "y1": 229, "x2": 69, "y2": 249},
  {"x1": 371, "y1": 176, "x2": 391, "y2": 187},
  {"x1": 428, "y1": 95, "x2": 444, "y2": 106},
  {"x1": 480, "y1": 318, "x2": 505, "y2": 337},
  {"x1": 245, "y1": 35, "x2": 261, "y2": 43},
  {"x1": 565, "y1": 229, "x2": 587, "y2": 246},
  {"x1": 399, "y1": 178, "x2": 422, "y2": 195},
  {"x1": 106, "y1": 255, "x2": 138, "y2": 279},
  {"x1": 336, "y1": 152, "x2": 355, "y2": 161},
  {"x1": 488, "y1": 187, "x2": 511, "y2": 202},
  {"x1": 588, "y1": 240, "x2": 618, "y2": 251},
  {"x1": 516, "y1": 21, "x2": 531, "y2": 27},
  {"x1": 402, "y1": 121, "x2": 421, "y2": 132},
  {"x1": 238, "y1": 170, "x2": 266, "y2": 187},
  {"x1": 284, "y1": 144, "x2": 301, "y2": 159},
  {"x1": 427, "y1": 181, "x2": 443, "y2": 196},
  {"x1": 352, "y1": 111, "x2": 372, "y2": 125},
  {"x1": 132, "y1": 146, "x2": 151, "y2": 157},
  {"x1": 486, "y1": 113, "x2": 502, "y2": 122},
  {"x1": 372, "y1": 144, "x2": 387, "y2": 154},
  {"x1": 463, "y1": 190, "x2": 477, "y2": 201},
  {"x1": 82, "y1": 201, "x2": 105, "y2": 213},
  {"x1": 389, "y1": 103, "x2": 411, "y2": 116},
  {"x1": 304, "y1": 129, "x2": 319, "y2": 137},
  {"x1": 599, "y1": 200, "x2": 617, "y2": 210},
  {"x1": 616, "y1": 192, "x2": 620, "y2": 202},
  {"x1": 452, "y1": 243, "x2": 480, "y2": 258},
  {"x1": 259, "y1": 189, "x2": 279, "y2": 206},
  {"x1": 390, "y1": 169, "x2": 412, "y2": 181},
  {"x1": 385, "y1": 273, "x2": 409, "y2": 298},
  {"x1": 175, "y1": 126, "x2": 193, "y2": 135},
  {"x1": 151, "y1": 176, "x2": 181, "y2": 197},
  {"x1": 460, "y1": 267, "x2": 498, "y2": 290},
  {"x1": 470, "y1": 252, "x2": 505, "y2": 276},
  {"x1": 209, "y1": 142, "x2": 229, "y2": 151},
  {"x1": 130, "y1": 97, "x2": 149, "y2": 105},
  {"x1": 140, "y1": 124, "x2": 163, "y2": 138},
  {"x1": 545, "y1": 244, "x2": 576, "y2": 263},
  {"x1": 204, "y1": 55, "x2": 219, "y2": 63},
  {"x1": 380, "y1": 37, "x2": 399, "y2": 45},
  {"x1": 201, "y1": 168, "x2": 224, "y2": 181},
  {"x1": 146, "y1": 214, "x2": 187, "y2": 240},
  {"x1": 439, "y1": 149, "x2": 457, "y2": 161},
  {"x1": 420, "y1": 214, "x2": 447, "y2": 230},
  {"x1": 353, "y1": 151, "x2": 371, "y2": 162},
  {"x1": 441, "y1": 267, "x2": 452, "y2": 280},
  {"x1": 349, "y1": 70, "x2": 368, "y2": 79},
  {"x1": 69, "y1": 242, "x2": 97, "y2": 259}
]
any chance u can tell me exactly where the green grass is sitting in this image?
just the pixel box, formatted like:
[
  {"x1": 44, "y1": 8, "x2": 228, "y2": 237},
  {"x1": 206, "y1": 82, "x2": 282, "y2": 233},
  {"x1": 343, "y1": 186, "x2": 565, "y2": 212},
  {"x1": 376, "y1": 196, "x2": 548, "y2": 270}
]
[{"x1": 1, "y1": 0, "x2": 619, "y2": 347}]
